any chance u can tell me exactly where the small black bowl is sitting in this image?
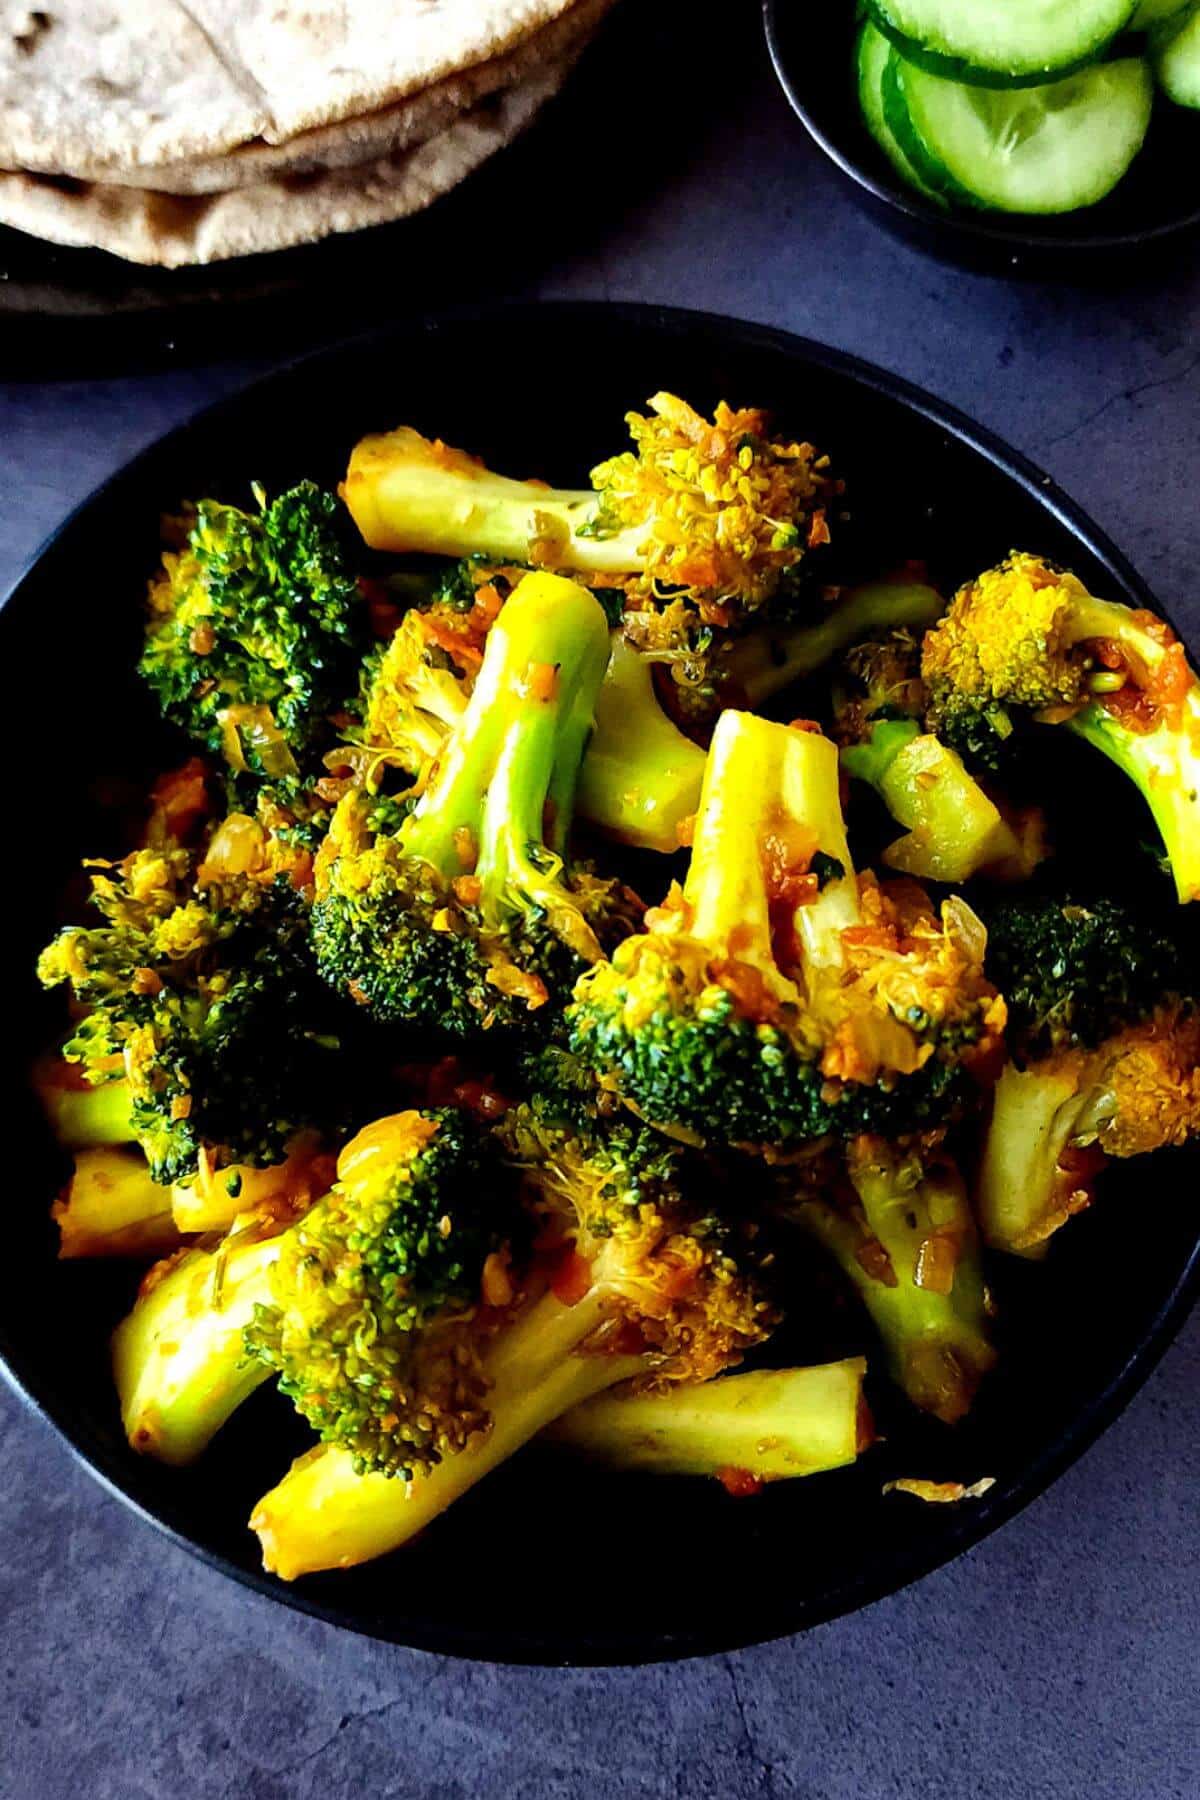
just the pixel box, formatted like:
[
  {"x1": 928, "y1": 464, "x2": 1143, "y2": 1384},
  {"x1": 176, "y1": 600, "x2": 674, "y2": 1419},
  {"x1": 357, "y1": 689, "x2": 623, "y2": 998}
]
[
  {"x1": 2, "y1": 301, "x2": 1198, "y2": 1664},
  {"x1": 764, "y1": 0, "x2": 1200, "y2": 273}
]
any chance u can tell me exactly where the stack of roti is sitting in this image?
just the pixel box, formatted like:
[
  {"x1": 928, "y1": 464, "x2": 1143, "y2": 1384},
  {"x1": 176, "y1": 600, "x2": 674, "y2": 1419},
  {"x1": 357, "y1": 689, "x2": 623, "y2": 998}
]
[{"x1": 0, "y1": 0, "x2": 614, "y2": 265}]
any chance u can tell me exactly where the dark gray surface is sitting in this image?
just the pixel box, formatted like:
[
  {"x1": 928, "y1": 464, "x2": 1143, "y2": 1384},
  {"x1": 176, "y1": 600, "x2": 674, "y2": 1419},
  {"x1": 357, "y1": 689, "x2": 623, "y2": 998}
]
[{"x1": 1, "y1": 10, "x2": 1198, "y2": 1797}]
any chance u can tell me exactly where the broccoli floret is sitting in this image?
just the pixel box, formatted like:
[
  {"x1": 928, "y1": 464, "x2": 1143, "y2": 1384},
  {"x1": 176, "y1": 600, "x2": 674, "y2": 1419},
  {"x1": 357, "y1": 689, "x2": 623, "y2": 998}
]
[
  {"x1": 249, "y1": 1094, "x2": 777, "y2": 1579},
  {"x1": 429, "y1": 554, "x2": 530, "y2": 612},
  {"x1": 788, "y1": 1138, "x2": 995, "y2": 1423},
  {"x1": 243, "y1": 1109, "x2": 510, "y2": 1476},
  {"x1": 569, "y1": 711, "x2": 1004, "y2": 1150},
  {"x1": 923, "y1": 553, "x2": 1200, "y2": 901},
  {"x1": 312, "y1": 571, "x2": 641, "y2": 1035},
  {"x1": 38, "y1": 827, "x2": 337, "y2": 1185},
  {"x1": 357, "y1": 604, "x2": 476, "y2": 779},
  {"x1": 113, "y1": 1108, "x2": 511, "y2": 1470},
  {"x1": 543, "y1": 1359, "x2": 871, "y2": 1485},
  {"x1": 342, "y1": 395, "x2": 835, "y2": 624},
  {"x1": 140, "y1": 483, "x2": 368, "y2": 796},
  {"x1": 834, "y1": 625, "x2": 1041, "y2": 884},
  {"x1": 976, "y1": 892, "x2": 1200, "y2": 1254},
  {"x1": 625, "y1": 578, "x2": 944, "y2": 731},
  {"x1": 984, "y1": 892, "x2": 1188, "y2": 1060}
]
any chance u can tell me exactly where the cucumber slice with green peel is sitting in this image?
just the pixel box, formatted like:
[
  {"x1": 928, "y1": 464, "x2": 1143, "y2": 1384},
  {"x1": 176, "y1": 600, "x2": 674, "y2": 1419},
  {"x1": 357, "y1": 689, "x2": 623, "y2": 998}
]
[
  {"x1": 894, "y1": 55, "x2": 1154, "y2": 212},
  {"x1": 1153, "y1": 5, "x2": 1200, "y2": 103},
  {"x1": 1131, "y1": 0, "x2": 1192, "y2": 28},
  {"x1": 871, "y1": 0, "x2": 1139, "y2": 84},
  {"x1": 856, "y1": 21, "x2": 946, "y2": 200},
  {"x1": 881, "y1": 52, "x2": 975, "y2": 201}
]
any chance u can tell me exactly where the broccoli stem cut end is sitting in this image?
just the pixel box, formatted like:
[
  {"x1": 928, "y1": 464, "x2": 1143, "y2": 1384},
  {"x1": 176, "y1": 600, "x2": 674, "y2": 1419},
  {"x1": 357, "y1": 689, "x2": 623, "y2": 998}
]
[
  {"x1": 251, "y1": 1283, "x2": 648, "y2": 1579},
  {"x1": 544, "y1": 1359, "x2": 870, "y2": 1481}
]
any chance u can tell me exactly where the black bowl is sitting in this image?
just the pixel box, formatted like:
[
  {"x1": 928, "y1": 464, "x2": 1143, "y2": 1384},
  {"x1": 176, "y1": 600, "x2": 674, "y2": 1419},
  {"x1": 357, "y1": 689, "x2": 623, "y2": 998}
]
[
  {"x1": 2, "y1": 302, "x2": 1197, "y2": 1664},
  {"x1": 764, "y1": 0, "x2": 1200, "y2": 273}
]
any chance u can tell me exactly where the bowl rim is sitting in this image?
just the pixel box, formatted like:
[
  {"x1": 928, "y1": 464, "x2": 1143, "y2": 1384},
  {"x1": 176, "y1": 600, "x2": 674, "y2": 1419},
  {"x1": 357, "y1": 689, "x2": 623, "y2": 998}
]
[
  {"x1": 2, "y1": 298, "x2": 1198, "y2": 1665},
  {"x1": 762, "y1": 0, "x2": 1200, "y2": 258}
]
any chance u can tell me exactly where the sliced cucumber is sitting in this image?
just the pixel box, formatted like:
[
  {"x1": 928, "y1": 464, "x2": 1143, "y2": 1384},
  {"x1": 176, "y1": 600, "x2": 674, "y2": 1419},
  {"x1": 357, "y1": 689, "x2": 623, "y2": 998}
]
[
  {"x1": 871, "y1": 0, "x2": 1138, "y2": 84},
  {"x1": 1131, "y1": 0, "x2": 1192, "y2": 27},
  {"x1": 894, "y1": 55, "x2": 1154, "y2": 212},
  {"x1": 882, "y1": 52, "x2": 974, "y2": 200},
  {"x1": 856, "y1": 21, "x2": 945, "y2": 200},
  {"x1": 1153, "y1": 5, "x2": 1200, "y2": 103}
]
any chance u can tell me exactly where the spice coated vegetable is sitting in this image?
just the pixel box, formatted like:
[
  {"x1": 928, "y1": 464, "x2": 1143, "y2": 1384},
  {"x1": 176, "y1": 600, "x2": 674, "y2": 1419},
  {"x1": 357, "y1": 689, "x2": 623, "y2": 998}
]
[{"x1": 33, "y1": 391, "x2": 1200, "y2": 1579}]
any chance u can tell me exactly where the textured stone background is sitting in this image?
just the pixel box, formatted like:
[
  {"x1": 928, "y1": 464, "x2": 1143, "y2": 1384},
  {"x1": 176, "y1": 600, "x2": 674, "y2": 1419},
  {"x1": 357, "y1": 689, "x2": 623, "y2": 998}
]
[{"x1": 0, "y1": 5, "x2": 1197, "y2": 1796}]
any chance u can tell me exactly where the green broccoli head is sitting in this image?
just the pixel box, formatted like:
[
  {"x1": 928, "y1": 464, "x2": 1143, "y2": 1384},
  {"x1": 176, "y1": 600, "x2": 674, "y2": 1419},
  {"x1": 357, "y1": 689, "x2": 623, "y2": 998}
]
[
  {"x1": 37, "y1": 831, "x2": 337, "y2": 1184},
  {"x1": 354, "y1": 565, "x2": 503, "y2": 782},
  {"x1": 981, "y1": 891, "x2": 1193, "y2": 1063},
  {"x1": 919, "y1": 552, "x2": 1101, "y2": 763},
  {"x1": 312, "y1": 571, "x2": 642, "y2": 1038},
  {"x1": 245, "y1": 1108, "x2": 516, "y2": 1478},
  {"x1": 491, "y1": 1086, "x2": 779, "y2": 1392},
  {"x1": 140, "y1": 482, "x2": 368, "y2": 783},
  {"x1": 831, "y1": 625, "x2": 928, "y2": 745},
  {"x1": 569, "y1": 711, "x2": 1004, "y2": 1150}
]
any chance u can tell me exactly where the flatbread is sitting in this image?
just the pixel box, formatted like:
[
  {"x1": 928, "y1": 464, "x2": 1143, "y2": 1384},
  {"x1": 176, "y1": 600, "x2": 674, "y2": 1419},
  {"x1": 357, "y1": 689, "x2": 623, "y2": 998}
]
[
  {"x1": 0, "y1": 1, "x2": 265, "y2": 171},
  {"x1": 0, "y1": 0, "x2": 580, "y2": 174},
  {"x1": 61, "y1": 0, "x2": 612, "y2": 192},
  {"x1": 0, "y1": 53, "x2": 570, "y2": 265},
  {"x1": 184, "y1": 0, "x2": 582, "y2": 145}
]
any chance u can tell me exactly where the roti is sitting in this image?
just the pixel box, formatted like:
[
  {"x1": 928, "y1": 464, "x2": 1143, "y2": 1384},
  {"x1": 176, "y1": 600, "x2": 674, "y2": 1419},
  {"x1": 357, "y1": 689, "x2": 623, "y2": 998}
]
[
  {"x1": 55, "y1": 0, "x2": 612, "y2": 193},
  {"x1": 0, "y1": 53, "x2": 571, "y2": 265},
  {"x1": 0, "y1": 0, "x2": 581, "y2": 175}
]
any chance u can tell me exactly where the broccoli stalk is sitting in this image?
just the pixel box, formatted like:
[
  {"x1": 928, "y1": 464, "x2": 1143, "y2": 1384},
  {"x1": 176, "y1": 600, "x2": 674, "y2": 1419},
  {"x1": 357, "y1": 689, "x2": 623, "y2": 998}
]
[
  {"x1": 344, "y1": 426, "x2": 647, "y2": 573},
  {"x1": 978, "y1": 1016, "x2": 1200, "y2": 1256},
  {"x1": 250, "y1": 1277, "x2": 652, "y2": 1578},
  {"x1": 401, "y1": 575, "x2": 606, "y2": 940},
  {"x1": 542, "y1": 1359, "x2": 871, "y2": 1483},
  {"x1": 169, "y1": 1133, "x2": 334, "y2": 1235},
  {"x1": 794, "y1": 1140, "x2": 995, "y2": 1423},
  {"x1": 53, "y1": 1148, "x2": 179, "y2": 1261},
  {"x1": 975, "y1": 893, "x2": 1200, "y2": 1254},
  {"x1": 1068, "y1": 696, "x2": 1200, "y2": 904},
  {"x1": 312, "y1": 572, "x2": 638, "y2": 1032},
  {"x1": 343, "y1": 396, "x2": 834, "y2": 621},
  {"x1": 574, "y1": 637, "x2": 708, "y2": 853},
  {"x1": 976, "y1": 1057, "x2": 1100, "y2": 1257},
  {"x1": 33, "y1": 1058, "x2": 135, "y2": 1149},
  {"x1": 922, "y1": 553, "x2": 1200, "y2": 901},
  {"x1": 570, "y1": 711, "x2": 1002, "y2": 1149},
  {"x1": 726, "y1": 581, "x2": 945, "y2": 708},
  {"x1": 362, "y1": 592, "x2": 707, "y2": 855},
  {"x1": 685, "y1": 714, "x2": 860, "y2": 975},
  {"x1": 831, "y1": 617, "x2": 1038, "y2": 884},
  {"x1": 114, "y1": 1229, "x2": 284, "y2": 1463},
  {"x1": 841, "y1": 718, "x2": 1024, "y2": 884}
]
